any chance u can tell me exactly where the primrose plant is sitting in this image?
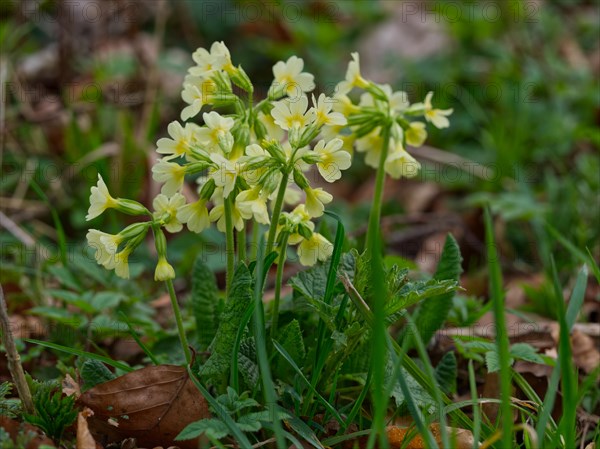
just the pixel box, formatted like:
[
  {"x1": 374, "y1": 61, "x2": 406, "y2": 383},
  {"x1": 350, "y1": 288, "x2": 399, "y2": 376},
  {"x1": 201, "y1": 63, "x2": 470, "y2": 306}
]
[{"x1": 85, "y1": 41, "x2": 451, "y2": 363}]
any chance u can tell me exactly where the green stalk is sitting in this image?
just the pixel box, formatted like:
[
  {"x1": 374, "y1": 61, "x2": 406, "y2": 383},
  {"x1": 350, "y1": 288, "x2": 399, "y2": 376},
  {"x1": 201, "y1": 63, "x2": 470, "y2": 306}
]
[
  {"x1": 266, "y1": 171, "x2": 289, "y2": 255},
  {"x1": 165, "y1": 278, "x2": 192, "y2": 364},
  {"x1": 250, "y1": 220, "x2": 260, "y2": 261},
  {"x1": 237, "y1": 227, "x2": 247, "y2": 263},
  {"x1": 484, "y1": 208, "x2": 512, "y2": 448},
  {"x1": 365, "y1": 123, "x2": 392, "y2": 256},
  {"x1": 224, "y1": 195, "x2": 235, "y2": 297},
  {"x1": 270, "y1": 233, "x2": 289, "y2": 342}
]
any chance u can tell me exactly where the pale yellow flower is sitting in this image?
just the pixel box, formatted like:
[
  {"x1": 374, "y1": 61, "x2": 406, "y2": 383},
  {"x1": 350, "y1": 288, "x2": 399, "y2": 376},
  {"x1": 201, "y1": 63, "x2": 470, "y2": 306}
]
[
  {"x1": 270, "y1": 96, "x2": 314, "y2": 131},
  {"x1": 284, "y1": 204, "x2": 314, "y2": 245},
  {"x1": 322, "y1": 125, "x2": 355, "y2": 153},
  {"x1": 355, "y1": 128, "x2": 383, "y2": 169},
  {"x1": 236, "y1": 187, "x2": 270, "y2": 224},
  {"x1": 385, "y1": 139, "x2": 421, "y2": 179},
  {"x1": 176, "y1": 199, "x2": 210, "y2": 233},
  {"x1": 197, "y1": 111, "x2": 235, "y2": 153},
  {"x1": 181, "y1": 75, "x2": 217, "y2": 121},
  {"x1": 304, "y1": 187, "x2": 333, "y2": 218},
  {"x1": 257, "y1": 112, "x2": 284, "y2": 142},
  {"x1": 209, "y1": 41, "x2": 234, "y2": 73},
  {"x1": 154, "y1": 256, "x2": 175, "y2": 281},
  {"x1": 336, "y1": 52, "x2": 369, "y2": 95},
  {"x1": 156, "y1": 121, "x2": 196, "y2": 160},
  {"x1": 297, "y1": 232, "x2": 333, "y2": 266},
  {"x1": 311, "y1": 94, "x2": 347, "y2": 127},
  {"x1": 270, "y1": 56, "x2": 315, "y2": 97},
  {"x1": 423, "y1": 92, "x2": 453, "y2": 129},
  {"x1": 86, "y1": 229, "x2": 118, "y2": 268},
  {"x1": 189, "y1": 47, "x2": 215, "y2": 75},
  {"x1": 86, "y1": 174, "x2": 117, "y2": 221},
  {"x1": 314, "y1": 138, "x2": 351, "y2": 182},
  {"x1": 405, "y1": 121, "x2": 427, "y2": 147},
  {"x1": 112, "y1": 247, "x2": 131, "y2": 279},
  {"x1": 153, "y1": 193, "x2": 186, "y2": 233},
  {"x1": 152, "y1": 159, "x2": 186, "y2": 196},
  {"x1": 209, "y1": 153, "x2": 240, "y2": 198},
  {"x1": 209, "y1": 203, "x2": 244, "y2": 232}
]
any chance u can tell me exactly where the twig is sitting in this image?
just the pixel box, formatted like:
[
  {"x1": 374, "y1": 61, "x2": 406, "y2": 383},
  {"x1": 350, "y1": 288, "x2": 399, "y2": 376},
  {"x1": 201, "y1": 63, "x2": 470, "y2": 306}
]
[
  {"x1": 0, "y1": 210, "x2": 36, "y2": 248},
  {"x1": 0, "y1": 283, "x2": 35, "y2": 414}
]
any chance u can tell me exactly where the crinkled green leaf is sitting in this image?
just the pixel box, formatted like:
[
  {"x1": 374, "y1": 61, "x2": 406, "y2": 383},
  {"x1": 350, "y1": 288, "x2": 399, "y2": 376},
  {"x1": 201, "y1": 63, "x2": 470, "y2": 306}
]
[
  {"x1": 176, "y1": 418, "x2": 229, "y2": 440},
  {"x1": 411, "y1": 235, "x2": 463, "y2": 345},
  {"x1": 191, "y1": 257, "x2": 220, "y2": 350},
  {"x1": 435, "y1": 351, "x2": 457, "y2": 395},
  {"x1": 79, "y1": 359, "x2": 116, "y2": 391},
  {"x1": 200, "y1": 264, "x2": 252, "y2": 390}
]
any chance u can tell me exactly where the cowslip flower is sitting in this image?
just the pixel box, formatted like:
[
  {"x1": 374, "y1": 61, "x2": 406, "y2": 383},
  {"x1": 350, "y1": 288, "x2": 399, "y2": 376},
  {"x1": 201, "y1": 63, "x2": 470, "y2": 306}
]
[
  {"x1": 152, "y1": 159, "x2": 186, "y2": 196},
  {"x1": 209, "y1": 41, "x2": 234, "y2": 73},
  {"x1": 257, "y1": 112, "x2": 284, "y2": 142},
  {"x1": 271, "y1": 96, "x2": 314, "y2": 131},
  {"x1": 209, "y1": 153, "x2": 240, "y2": 198},
  {"x1": 209, "y1": 202, "x2": 244, "y2": 232},
  {"x1": 156, "y1": 121, "x2": 196, "y2": 160},
  {"x1": 189, "y1": 47, "x2": 215, "y2": 75},
  {"x1": 304, "y1": 187, "x2": 333, "y2": 218},
  {"x1": 311, "y1": 94, "x2": 347, "y2": 127},
  {"x1": 114, "y1": 247, "x2": 132, "y2": 279},
  {"x1": 297, "y1": 232, "x2": 333, "y2": 266},
  {"x1": 176, "y1": 199, "x2": 210, "y2": 233},
  {"x1": 355, "y1": 128, "x2": 383, "y2": 169},
  {"x1": 236, "y1": 187, "x2": 270, "y2": 224},
  {"x1": 405, "y1": 121, "x2": 427, "y2": 147},
  {"x1": 314, "y1": 138, "x2": 351, "y2": 182},
  {"x1": 423, "y1": 92, "x2": 453, "y2": 129},
  {"x1": 86, "y1": 229, "x2": 118, "y2": 268},
  {"x1": 153, "y1": 193, "x2": 186, "y2": 233},
  {"x1": 283, "y1": 204, "x2": 314, "y2": 245},
  {"x1": 196, "y1": 111, "x2": 235, "y2": 153},
  {"x1": 322, "y1": 125, "x2": 355, "y2": 153},
  {"x1": 154, "y1": 256, "x2": 176, "y2": 281},
  {"x1": 385, "y1": 139, "x2": 420, "y2": 179},
  {"x1": 86, "y1": 174, "x2": 117, "y2": 221},
  {"x1": 336, "y1": 52, "x2": 369, "y2": 95},
  {"x1": 181, "y1": 75, "x2": 217, "y2": 121},
  {"x1": 270, "y1": 56, "x2": 315, "y2": 97}
]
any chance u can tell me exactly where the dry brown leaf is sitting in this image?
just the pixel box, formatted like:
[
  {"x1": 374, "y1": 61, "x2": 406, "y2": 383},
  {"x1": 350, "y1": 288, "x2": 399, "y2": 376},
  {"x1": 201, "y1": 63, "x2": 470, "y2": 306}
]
[
  {"x1": 0, "y1": 416, "x2": 56, "y2": 448},
  {"x1": 77, "y1": 407, "x2": 99, "y2": 449},
  {"x1": 63, "y1": 373, "x2": 81, "y2": 398},
  {"x1": 571, "y1": 329, "x2": 600, "y2": 374},
  {"x1": 79, "y1": 365, "x2": 209, "y2": 449}
]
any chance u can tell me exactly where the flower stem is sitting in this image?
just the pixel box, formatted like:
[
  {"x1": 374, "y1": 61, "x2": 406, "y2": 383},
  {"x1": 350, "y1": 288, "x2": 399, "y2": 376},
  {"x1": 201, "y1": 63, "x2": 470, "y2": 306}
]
[
  {"x1": 237, "y1": 227, "x2": 246, "y2": 264},
  {"x1": 266, "y1": 171, "x2": 289, "y2": 256},
  {"x1": 365, "y1": 123, "x2": 392, "y2": 257},
  {"x1": 270, "y1": 233, "x2": 289, "y2": 342},
  {"x1": 165, "y1": 278, "x2": 192, "y2": 364},
  {"x1": 250, "y1": 219, "x2": 260, "y2": 261},
  {"x1": 224, "y1": 195, "x2": 235, "y2": 297}
]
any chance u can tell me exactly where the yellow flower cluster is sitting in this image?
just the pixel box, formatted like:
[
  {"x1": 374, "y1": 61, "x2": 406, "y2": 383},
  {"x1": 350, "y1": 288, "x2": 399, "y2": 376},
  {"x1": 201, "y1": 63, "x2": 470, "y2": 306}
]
[
  {"x1": 86, "y1": 43, "x2": 452, "y2": 280},
  {"x1": 334, "y1": 52, "x2": 453, "y2": 179}
]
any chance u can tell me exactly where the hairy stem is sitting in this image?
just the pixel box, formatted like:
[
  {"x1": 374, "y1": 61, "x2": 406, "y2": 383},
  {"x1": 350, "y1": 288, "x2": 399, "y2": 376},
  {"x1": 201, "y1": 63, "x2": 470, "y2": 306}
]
[
  {"x1": 237, "y1": 227, "x2": 246, "y2": 264},
  {"x1": 165, "y1": 279, "x2": 192, "y2": 364},
  {"x1": 224, "y1": 195, "x2": 235, "y2": 296},
  {"x1": 365, "y1": 123, "x2": 392, "y2": 257},
  {"x1": 270, "y1": 233, "x2": 289, "y2": 342},
  {"x1": 0, "y1": 283, "x2": 34, "y2": 414},
  {"x1": 265, "y1": 171, "x2": 289, "y2": 256}
]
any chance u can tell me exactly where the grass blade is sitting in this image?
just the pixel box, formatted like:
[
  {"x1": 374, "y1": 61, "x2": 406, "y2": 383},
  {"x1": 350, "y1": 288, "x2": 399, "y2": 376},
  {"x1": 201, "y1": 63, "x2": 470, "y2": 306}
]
[
  {"x1": 26, "y1": 339, "x2": 133, "y2": 372},
  {"x1": 186, "y1": 366, "x2": 253, "y2": 449},
  {"x1": 253, "y1": 239, "x2": 286, "y2": 449},
  {"x1": 484, "y1": 207, "x2": 513, "y2": 448},
  {"x1": 550, "y1": 258, "x2": 577, "y2": 448},
  {"x1": 272, "y1": 340, "x2": 344, "y2": 425},
  {"x1": 118, "y1": 312, "x2": 160, "y2": 365}
]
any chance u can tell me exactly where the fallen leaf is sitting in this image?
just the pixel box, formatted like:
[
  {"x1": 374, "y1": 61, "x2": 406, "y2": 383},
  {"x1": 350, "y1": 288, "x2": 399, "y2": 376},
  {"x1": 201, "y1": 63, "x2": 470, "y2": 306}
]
[
  {"x1": 0, "y1": 416, "x2": 56, "y2": 448},
  {"x1": 79, "y1": 365, "x2": 210, "y2": 449},
  {"x1": 77, "y1": 408, "x2": 99, "y2": 449},
  {"x1": 63, "y1": 373, "x2": 81, "y2": 398}
]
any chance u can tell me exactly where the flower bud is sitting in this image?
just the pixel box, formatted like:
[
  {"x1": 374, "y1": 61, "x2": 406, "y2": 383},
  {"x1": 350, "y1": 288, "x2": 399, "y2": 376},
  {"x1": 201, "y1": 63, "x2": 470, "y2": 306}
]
[
  {"x1": 115, "y1": 199, "x2": 149, "y2": 216},
  {"x1": 230, "y1": 66, "x2": 253, "y2": 93},
  {"x1": 293, "y1": 169, "x2": 309, "y2": 190},
  {"x1": 119, "y1": 222, "x2": 151, "y2": 240},
  {"x1": 153, "y1": 226, "x2": 169, "y2": 258},
  {"x1": 154, "y1": 256, "x2": 176, "y2": 281}
]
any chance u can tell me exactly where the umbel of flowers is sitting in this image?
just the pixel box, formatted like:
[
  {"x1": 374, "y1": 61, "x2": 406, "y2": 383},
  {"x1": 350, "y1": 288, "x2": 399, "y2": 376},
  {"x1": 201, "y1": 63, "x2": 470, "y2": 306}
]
[{"x1": 85, "y1": 42, "x2": 451, "y2": 320}]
